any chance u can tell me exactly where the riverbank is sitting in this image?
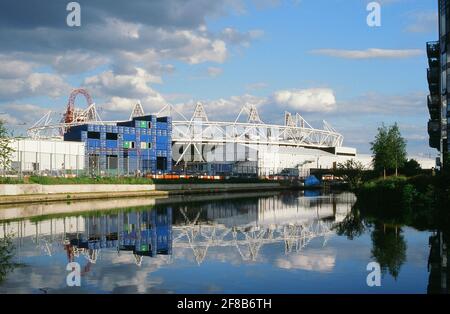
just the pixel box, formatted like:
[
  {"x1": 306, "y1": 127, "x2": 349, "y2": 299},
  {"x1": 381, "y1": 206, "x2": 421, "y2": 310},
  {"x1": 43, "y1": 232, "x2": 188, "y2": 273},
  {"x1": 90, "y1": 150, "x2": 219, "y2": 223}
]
[
  {"x1": 0, "y1": 182, "x2": 285, "y2": 205},
  {"x1": 353, "y1": 173, "x2": 450, "y2": 231},
  {"x1": 0, "y1": 190, "x2": 285, "y2": 222}
]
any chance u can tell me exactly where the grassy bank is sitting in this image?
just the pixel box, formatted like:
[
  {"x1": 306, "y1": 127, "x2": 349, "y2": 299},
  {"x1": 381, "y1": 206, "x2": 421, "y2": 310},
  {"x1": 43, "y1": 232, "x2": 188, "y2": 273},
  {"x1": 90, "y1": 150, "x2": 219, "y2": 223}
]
[
  {"x1": 355, "y1": 173, "x2": 449, "y2": 230},
  {"x1": 0, "y1": 176, "x2": 154, "y2": 185},
  {"x1": 0, "y1": 176, "x2": 274, "y2": 185}
]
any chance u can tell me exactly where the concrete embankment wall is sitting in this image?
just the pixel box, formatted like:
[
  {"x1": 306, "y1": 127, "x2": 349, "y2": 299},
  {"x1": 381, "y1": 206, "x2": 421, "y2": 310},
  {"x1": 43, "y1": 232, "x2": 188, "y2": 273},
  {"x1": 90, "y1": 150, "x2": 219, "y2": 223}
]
[
  {"x1": 0, "y1": 183, "x2": 283, "y2": 205},
  {"x1": 0, "y1": 190, "x2": 280, "y2": 222}
]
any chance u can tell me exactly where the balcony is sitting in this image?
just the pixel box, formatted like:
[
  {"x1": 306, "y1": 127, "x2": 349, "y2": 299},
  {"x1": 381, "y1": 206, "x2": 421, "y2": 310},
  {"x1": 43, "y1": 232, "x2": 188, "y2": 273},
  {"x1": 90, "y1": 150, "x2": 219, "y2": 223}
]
[
  {"x1": 427, "y1": 41, "x2": 440, "y2": 58},
  {"x1": 428, "y1": 94, "x2": 440, "y2": 106},
  {"x1": 429, "y1": 108, "x2": 440, "y2": 120},
  {"x1": 428, "y1": 81, "x2": 439, "y2": 94},
  {"x1": 429, "y1": 137, "x2": 440, "y2": 150},
  {"x1": 427, "y1": 67, "x2": 439, "y2": 85},
  {"x1": 428, "y1": 95, "x2": 440, "y2": 120},
  {"x1": 428, "y1": 57, "x2": 439, "y2": 68},
  {"x1": 428, "y1": 119, "x2": 440, "y2": 134}
]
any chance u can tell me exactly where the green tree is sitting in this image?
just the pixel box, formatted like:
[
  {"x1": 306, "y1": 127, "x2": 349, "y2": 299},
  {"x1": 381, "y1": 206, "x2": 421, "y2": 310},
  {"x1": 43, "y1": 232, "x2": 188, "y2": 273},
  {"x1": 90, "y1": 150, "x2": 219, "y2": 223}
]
[
  {"x1": 0, "y1": 120, "x2": 14, "y2": 174},
  {"x1": 370, "y1": 123, "x2": 407, "y2": 178},
  {"x1": 400, "y1": 159, "x2": 422, "y2": 177},
  {"x1": 335, "y1": 159, "x2": 366, "y2": 190}
]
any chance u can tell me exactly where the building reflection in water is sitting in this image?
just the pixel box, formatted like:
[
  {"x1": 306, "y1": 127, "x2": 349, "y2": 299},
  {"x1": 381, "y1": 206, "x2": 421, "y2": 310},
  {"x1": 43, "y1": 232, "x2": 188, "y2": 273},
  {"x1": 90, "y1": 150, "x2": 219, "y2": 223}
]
[
  {"x1": 428, "y1": 231, "x2": 449, "y2": 294},
  {"x1": 0, "y1": 192, "x2": 355, "y2": 268},
  {"x1": 63, "y1": 208, "x2": 172, "y2": 267}
]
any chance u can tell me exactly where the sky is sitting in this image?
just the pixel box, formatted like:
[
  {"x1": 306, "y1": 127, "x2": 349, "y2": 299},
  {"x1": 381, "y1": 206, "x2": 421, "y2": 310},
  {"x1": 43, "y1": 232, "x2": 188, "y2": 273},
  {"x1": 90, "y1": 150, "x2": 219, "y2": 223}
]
[{"x1": 0, "y1": 0, "x2": 439, "y2": 156}]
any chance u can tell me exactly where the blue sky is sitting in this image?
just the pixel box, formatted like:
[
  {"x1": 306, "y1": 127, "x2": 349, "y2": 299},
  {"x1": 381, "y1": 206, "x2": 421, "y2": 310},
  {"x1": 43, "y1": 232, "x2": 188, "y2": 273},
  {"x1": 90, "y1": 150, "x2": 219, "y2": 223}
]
[{"x1": 0, "y1": 0, "x2": 439, "y2": 156}]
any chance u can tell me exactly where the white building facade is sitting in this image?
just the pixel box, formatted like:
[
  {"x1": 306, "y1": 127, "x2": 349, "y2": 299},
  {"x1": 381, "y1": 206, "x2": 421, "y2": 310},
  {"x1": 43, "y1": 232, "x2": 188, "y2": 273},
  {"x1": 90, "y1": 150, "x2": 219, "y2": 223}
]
[{"x1": 8, "y1": 138, "x2": 85, "y2": 175}]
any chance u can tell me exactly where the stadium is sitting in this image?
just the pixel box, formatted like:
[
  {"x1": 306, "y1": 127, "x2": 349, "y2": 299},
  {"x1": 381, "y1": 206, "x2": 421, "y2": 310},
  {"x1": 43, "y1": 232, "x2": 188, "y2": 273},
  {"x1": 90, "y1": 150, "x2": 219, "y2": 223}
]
[{"x1": 11, "y1": 88, "x2": 431, "y2": 177}]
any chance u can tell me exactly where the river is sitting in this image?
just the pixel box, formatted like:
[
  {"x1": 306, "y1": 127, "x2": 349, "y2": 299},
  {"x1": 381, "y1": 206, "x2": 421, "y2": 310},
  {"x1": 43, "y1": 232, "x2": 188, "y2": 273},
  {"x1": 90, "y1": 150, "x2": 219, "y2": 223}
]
[{"x1": 0, "y1": 191, "x2": 438, "y2": 293}]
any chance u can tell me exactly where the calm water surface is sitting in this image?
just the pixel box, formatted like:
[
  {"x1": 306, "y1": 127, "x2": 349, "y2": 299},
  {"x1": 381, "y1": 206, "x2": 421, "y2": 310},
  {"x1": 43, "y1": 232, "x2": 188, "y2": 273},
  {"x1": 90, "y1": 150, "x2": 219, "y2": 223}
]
[{"x1": 0, "y1": 191, "x2": 436, "y2": 293}]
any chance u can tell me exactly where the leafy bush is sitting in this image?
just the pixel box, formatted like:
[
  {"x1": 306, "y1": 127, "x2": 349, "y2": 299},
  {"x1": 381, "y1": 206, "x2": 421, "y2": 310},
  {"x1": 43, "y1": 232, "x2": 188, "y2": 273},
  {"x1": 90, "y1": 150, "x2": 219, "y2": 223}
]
[{"x1": 0, "y1": 177, "x2": 24, "y2": 184}]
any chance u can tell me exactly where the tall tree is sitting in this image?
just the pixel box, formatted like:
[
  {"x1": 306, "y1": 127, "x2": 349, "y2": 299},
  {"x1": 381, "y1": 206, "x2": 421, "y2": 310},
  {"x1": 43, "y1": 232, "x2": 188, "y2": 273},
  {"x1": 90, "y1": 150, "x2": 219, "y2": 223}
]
[
  {"x1": 335, "y1": 159, "x2": 365, "y2": 190},
  {"x1": 370, "y1": 123, "x2": 407, "y2": 178},
  {"x1": 0, "y1": 120, "x2": 14, "y2": 174},
  {"x1": 388, "y1": 123, "x2": 407, "y2": 176}
]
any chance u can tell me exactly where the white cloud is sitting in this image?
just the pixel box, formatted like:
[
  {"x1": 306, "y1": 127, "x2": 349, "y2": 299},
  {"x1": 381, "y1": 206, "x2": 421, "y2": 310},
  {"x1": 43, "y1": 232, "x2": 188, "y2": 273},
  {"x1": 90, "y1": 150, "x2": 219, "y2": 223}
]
[
  {"x1": 105, "y1": 18, "x2": 142, "y2": 39},
  {"x1": 84, "y1": 67, "x2": 162, "y2": 99},
  {"x1": 0, "y1": 103, "x2": 51, "y2": 129},
  {"x1": 170, "y1": 93, "x2": 268, "y2": 121},
  {"x1": 276, "y1": 251, "x2": 336, "y2": 272},
  {"x1": 0, "y1": 56, "x2": 36, "y2": 79},
  {"x1": 310, "y1": 48, "x2": 423, "y2": 59},
  {"x1": 103, "y1": 97, "x2": 141, "y2": 113},
  {"x1": 207, "y1": 66, "x2": 223, "y2": 77},
  {"x1": 103, "y1": 94, "x2": 167, "y2": 115},
  {"x1": 273, "y1": 88, "x2": 336, "y2": 112},
  {"x1": 52, "y1": 51, "x2": 109, "y2": 74},
  {"x1": 0, "y1": 72, "x2": 71, "y2": 101},
  {"x1": 166, "y1": 31, "x2": 227, "y2": 64},
  {"x1": 220, "y1": 27, "x2": 264, "y2": 48}
]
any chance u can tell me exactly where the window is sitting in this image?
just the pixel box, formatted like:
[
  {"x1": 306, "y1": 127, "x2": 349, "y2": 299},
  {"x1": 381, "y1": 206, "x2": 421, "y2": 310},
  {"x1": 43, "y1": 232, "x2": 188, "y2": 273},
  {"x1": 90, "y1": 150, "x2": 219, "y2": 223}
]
[
  {"x1": 157, "y1": 157, "x2": 167, "y2": 171},
  {"x1": 123, "y1": 141, "x2": 135, "y2": 149},
  {"x1": 106, "y1": 132, "x2": 118, "y2": 140},
  {"x1": 87, "y1": 131, "x2": 100, "y2": 139}
]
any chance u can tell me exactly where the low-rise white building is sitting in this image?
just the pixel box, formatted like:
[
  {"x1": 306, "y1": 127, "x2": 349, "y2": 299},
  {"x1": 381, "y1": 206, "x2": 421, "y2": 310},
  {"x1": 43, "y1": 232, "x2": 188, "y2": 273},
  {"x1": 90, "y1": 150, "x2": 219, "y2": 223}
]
[
  {"x1": 8, "y1": 138, "x2": 85, "y2": 175},
  {"x1": 255, "y1": 145, "x2": 435, "y2": 176}
]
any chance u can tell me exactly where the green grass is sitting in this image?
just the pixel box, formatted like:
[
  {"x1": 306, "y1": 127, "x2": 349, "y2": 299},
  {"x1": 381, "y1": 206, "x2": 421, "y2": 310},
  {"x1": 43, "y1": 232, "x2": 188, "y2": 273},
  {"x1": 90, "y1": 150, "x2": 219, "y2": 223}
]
[
  {"x1": 0, "y1": 177, "x2": 24, "y2": 184},
  {"x1": 0, "y1": 176, "x2": 274, "y2": 185},
  {"x1": 26, "y1": 176, "x2": 154, "y2": 185}
]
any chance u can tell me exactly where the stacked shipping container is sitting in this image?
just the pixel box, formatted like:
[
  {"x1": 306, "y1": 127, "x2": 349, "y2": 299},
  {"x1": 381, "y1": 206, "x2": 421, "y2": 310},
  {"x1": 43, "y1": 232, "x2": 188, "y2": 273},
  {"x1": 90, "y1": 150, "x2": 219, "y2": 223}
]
[{"x1": 64, "y1": 115, "x2": 172, "y2": 175}]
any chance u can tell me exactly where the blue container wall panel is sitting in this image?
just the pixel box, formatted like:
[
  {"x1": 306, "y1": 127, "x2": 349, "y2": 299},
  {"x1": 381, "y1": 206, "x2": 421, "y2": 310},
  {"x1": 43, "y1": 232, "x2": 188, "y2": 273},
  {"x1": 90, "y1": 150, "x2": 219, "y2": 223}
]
[
  {"x1": 156, "y1": 142, "x2": 169, "y2": 150},
  {"x1": 87, "y1": 139, "x2": 100, "y2": 148},
  {"x1": 156, "y1": 136, "x2": 168, "y2": 143},
  {"x1": 156, "y1": 122, "x2": 168, "y2": 130},
  {"x1": 123, "y1": 134, "x2": 135, "y2": 141},
  {"x1": 106, "y1": 140, "x2": 117, "y2": 149}
]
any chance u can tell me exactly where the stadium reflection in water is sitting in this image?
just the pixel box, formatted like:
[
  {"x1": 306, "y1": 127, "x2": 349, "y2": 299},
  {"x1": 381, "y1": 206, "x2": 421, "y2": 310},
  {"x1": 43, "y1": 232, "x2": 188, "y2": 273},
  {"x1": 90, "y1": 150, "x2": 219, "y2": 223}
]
[{"x1": 0, "y1": 191, "x2": 434, "y2": 293}]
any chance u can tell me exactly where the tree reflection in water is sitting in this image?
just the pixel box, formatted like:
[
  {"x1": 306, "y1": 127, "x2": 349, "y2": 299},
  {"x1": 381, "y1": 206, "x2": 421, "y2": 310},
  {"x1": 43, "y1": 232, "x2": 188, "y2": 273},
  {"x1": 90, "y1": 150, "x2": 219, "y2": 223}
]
[
  {"x1": 335, "y1": 199, "x2": 450, "y2": 291},
  {"x1": 333, "y1": 208, "x2": 366, "y2": 240},
  {"x1": 0, "y1": 234, "x2": 15, "y2": 283},
  {"x1": 370, "y1": 224, "x2": 407, "y2": 280},
  {"x1": 334, "y1": 206, "x2": 407, "y2": 280}
]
